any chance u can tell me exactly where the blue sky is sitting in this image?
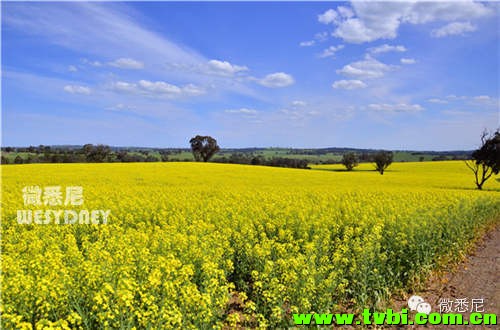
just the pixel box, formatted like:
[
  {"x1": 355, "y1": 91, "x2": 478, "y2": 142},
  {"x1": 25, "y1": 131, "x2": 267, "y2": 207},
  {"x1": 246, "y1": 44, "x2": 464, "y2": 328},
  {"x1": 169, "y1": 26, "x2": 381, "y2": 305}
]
[{"x1": 2, "y1": 1, "x2": 499, "y2": 150}]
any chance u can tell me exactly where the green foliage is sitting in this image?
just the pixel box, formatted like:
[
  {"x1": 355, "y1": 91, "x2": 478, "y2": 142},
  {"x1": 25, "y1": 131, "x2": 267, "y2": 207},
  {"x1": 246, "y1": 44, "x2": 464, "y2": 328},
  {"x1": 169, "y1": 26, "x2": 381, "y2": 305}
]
[
  {"x1": 14, "y1": 155, "x2": 23, "y2": 164},
  {"x1": 373, "y1": 151, "x2": 394, "y2": 175},
  {"x1": 83, "y1": 144, "x2": 112, "y2": 163},
  {"x1": 189, "y1": 135, "x2": 220, "y2": 162},
  {"x1": 341, "y1": 152, "x2": 359, "y2": 171}
]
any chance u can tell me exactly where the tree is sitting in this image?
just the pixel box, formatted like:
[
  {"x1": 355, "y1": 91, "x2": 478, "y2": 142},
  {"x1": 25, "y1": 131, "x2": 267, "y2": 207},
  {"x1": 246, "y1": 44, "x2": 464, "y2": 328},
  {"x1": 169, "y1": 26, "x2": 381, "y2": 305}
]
[
  {"x1": 159, "y1": 150, "x2": 170, "y2": 162},
  {"x1": 82, "y1": 144, "x2": 93, "y2": 156},
  {"x1": 465, "y1": 130, "x2": 500, "y2": 190},
  {"x1": 373, "y1": 151, "x2": 393, "y2": 175},
  {"x1": 341, "y1": 152, "x2": 359, "y2": 171},
  {"x1": 189, "y1": 135, "x2": 220, "y2": 162},
  {"x1": 83, "y1": 144, "x2": 111, "y2": 162},
  {"x1": 14, "y1": 155, "x2": 23, "y2": 164}
]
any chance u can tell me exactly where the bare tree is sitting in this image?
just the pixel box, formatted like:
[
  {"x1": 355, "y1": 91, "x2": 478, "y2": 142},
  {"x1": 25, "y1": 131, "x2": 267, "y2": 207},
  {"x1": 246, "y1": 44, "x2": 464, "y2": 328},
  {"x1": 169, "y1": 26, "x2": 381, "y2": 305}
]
[{"x1": 465, "y1": 130, "x2": 500, "y2": 190}]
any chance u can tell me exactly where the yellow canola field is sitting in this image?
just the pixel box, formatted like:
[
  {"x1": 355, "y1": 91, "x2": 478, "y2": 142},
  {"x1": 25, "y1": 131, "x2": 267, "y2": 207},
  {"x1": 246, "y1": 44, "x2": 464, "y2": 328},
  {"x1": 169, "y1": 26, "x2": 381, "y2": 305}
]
[{"x1": 1, "y1": 161, "x2": 499, "y2": 328}]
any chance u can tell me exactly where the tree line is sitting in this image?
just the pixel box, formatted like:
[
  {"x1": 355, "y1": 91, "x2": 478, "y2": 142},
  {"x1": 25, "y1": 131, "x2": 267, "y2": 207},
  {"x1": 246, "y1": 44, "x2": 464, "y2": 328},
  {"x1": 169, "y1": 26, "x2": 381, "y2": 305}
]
[
  {"x1": 0, "y1": 144, "x2": 174, "y2": 164},
  {"x1": 2, "y1": 131, "x2": 498, "y2": 189}
]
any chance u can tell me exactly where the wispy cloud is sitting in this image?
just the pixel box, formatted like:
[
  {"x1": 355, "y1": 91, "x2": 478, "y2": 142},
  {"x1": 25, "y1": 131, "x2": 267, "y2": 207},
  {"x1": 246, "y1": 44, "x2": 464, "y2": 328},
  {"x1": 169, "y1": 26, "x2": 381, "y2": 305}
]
[
  {"x1": 82, "y1": 59, "x2": 102, "y2": 67},
  {"x1": 299, "y1": 40, "x2": 315, "y2": 47},
  {"x1": 108, "y1": 58, "x2": 144, "y2": 69},
  {"x1": 63, "y1": 85, "x2": 91, "y2": 95},
  {"x1": 5, "y1": 3, "x2": 296, "y2": 103},
  {"x1": 332, "y1": 79, "x2": 367, "y2": 90},
  {"x1": 109, "y1": 80, "x2": 206, "y2": 98},
  {"x1": 225, "y1": 108, "x2": 259, "y2": 115},
  {"x1": 299, "y1": 31, "x2": 330, "y2": 47},
  {"x1": 431, "y1": 22, "x2": 477, "y2": 38},
  {"x1": 3, "y1": 2, "x2": 205, "y2": 65},
  {"x1": 105, "y1": 103, "x2": 137, "y2": 112},
  {"x1": 319, "y1": 45, "x2": 344, "y2": 58},
  {"x1": 428, "y1": 98, "x2": 448, "y2": 104},
  {"x1": 447, "y1": 94, "x2": 467, "y2": 101},
  {"x1": 368, "y1": 44, "x2": 406, "y2": 54},
  {"x1": 400, "y1": 58, "x2": 416, "y2": 65},
  {"x1": 368, "y1": 103, "x2": 424, "y2": 113},
  {"x1": 291, "y1": 100, "x2": 307, "y2": 107},
  {"x1": 442, "y1": 94, "x2": 498, "y2": 108}
]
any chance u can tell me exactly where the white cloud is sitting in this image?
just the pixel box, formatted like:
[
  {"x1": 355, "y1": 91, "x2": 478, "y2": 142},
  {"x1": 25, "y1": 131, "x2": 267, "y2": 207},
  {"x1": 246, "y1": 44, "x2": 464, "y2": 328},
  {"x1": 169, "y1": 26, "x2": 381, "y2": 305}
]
[
  {"x1": 400, "y1": 58, "x2": 416, "y2": 64},
  {"x1": 300, "y1": 32, "x2": 330, "y2": 47},
  {"x1": 336, "y1": 55, "x2": 392, "y2": 79},
  {"x1": 3, "y1": 3, "x2": 207, "y2": 76},
  {"x1": 469, "y1": 95, "x2": 498, "y2": 108},
  {"x1": 428, "y1": 98, "x2": 448, "y2": 104},
  {"x1": 319, "y1": 45, "x2": 344, "y2": 58},
  {"x1": 432, "y1": 95, "x2": 495, "y2": 107},
  {"x1": 332, "y1": 79, "x2": 367, "y2": 90},
  {"x1": 3, "y1": 3, "x2": 269, "y2": 101},
  {"x1": 368, "y1": 103, "x2": 424, "y2": 113},
  {"x1": 337, "y1": 6, "x2": 354, "y2": 19},
  {"x1": 208, "y1": 60, "x2": 248, "y2": 76},
  {"x1": 109, "y1": 57, "x2": 144, "y2": 69},
  {"x1": 106, "y1": 103, "x2": 137, "y2": 111},
  {"x1": 331, "y1": 2, "x2": 412, "y2": 43},
  {"x1": 318, "y1": 7, "x2": 354, "y2": 25},
  {"x1": 225, "y1": 108, "x2": 259, "y2": 115},
  {"x1": 431, "y1": 21, "x2": 477, "y2": 37},
  {"x1": 314, "y1": 31, "x2": 329, "y2": 42},
  {"x1": 369, "y1": 44, "x2": 406, "y2": 54},
  {"x1": 300, "y1": 40, "x2": 315, "y2": 47},
  {"x1": 3, "y1": 3, "x2": 292, "y2": 101},
  {"x1": 68, "y1": 65, "x2": 78, "y2": 72},
  {"x1": 259, "y1": 72, "x2": 295, "y2": 88},
  {"x1": 405, "y1": 3, "x2": 491, "y2": 24},
  {"x1": 318, "y1": 9, "x2": 339, "y2": 25},
  {"x1": 111, "y1": 81, "x2": 137, "y2": 93},
  {"x1": 63, "y1": 85, "x2": 91, "y2": 95},
  {"x1": 447, "y1": 94, "x2": 467, "y2": 100},
  {"x1": 109, "y1": 80, "x2": 205, "y2": 98},
  {"x1": 441, "y1": 109, "x2": 471, "y2": 116},
  {"x1": 182, "y1": 83, "x2": 206, "y2": 96},
  {"x1": 279, "y1": 108, "x2": 320, "y2": 121},
  {"x1": 474, "y1": 95, "x2": 491, "y2": 101},
  {"x1": 320, "y1": 2, "x2": 492, "y2": 44},
  {"x1": 292, "y1": 100, "x2": 307, "y2": 107},
  {"x1": 82, "y1": 59, "x2": 102, "y2": 67},
  {"x1": 138, "y1": 80, "x2": 182, "y2": 95}
]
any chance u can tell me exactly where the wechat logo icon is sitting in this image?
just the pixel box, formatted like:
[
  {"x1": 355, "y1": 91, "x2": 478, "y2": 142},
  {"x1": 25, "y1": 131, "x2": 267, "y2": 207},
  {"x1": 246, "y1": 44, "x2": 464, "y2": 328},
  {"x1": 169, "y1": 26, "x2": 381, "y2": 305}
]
[{"x1": 408, "y1": 295, "x2": 432, "y2": 315}]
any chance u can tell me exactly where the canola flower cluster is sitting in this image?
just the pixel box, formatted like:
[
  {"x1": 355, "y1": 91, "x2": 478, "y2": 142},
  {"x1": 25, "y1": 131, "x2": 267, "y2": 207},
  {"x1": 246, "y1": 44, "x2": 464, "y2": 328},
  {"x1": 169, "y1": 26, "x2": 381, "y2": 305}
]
[{"x1": 1, "y1": 161, "x2": 499, "y2": 328}]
